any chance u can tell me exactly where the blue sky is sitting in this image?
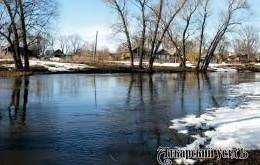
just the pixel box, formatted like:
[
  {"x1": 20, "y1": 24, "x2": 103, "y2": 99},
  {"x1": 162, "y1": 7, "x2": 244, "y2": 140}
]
[
  {"x1": 57, "y1": 0, "x2": 260, "y2": 51},
  {"x1": 57, "y1": 0, "x2": 117, "y2": 50}
]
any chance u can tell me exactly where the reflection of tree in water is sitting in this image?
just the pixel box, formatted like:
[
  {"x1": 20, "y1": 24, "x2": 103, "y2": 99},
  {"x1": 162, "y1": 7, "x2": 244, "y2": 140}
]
[
  {"x1": 126, "y1": 74, "x2": 134, "y2": 105},
  {"x1": 177, "y1": 73, "x2": 222, "y2": 115},
  {"x1": 202, "y1": 73, "x2": 219, "y2": 107},
  {"x1": 8, "y1": 77, "x2": 29, "y2": 126},
  {"x1": 180, "y1": 73, "x2": 186, "y2": 114},
  {"x1": 124, "y1": 73, "x2": 228, "y2": 154},
  {"x1": 197, "y1": 73, "x2": 202, "y2": 116},
  {"x1": 125, "y1": 74, "x2": 189, "y2": 158},
  {"x1": 126, "y1": 73, "x2": 158, "y2": 106},
  {"x1": 93, "y1": 74, "x2": 97, "y2": 107}
]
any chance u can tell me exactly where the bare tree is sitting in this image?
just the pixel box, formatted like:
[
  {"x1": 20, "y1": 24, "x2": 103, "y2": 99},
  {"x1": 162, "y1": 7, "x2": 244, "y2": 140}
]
[
  {"x1": 37, "y1": 33, "x2": 55, "y2": 56},
  {"x1": 23, "y1": 0, "x2": 58, "y2": 58},
  {"x1": 104, "y1": 0, "x2": 134, "y2": 67},
  {"x1": 217, "y1": 36, "x2": 230, "y2": 63},
  {"x1": 0, "y1": 0, "x2": 57, "y2": 70},
  {"x1": 233, "y1": 25, "x2": 259, "y2": 62},
  {"x1": 166, "y1": 0, "x2": 198, "y2": 69},
  {"x1": 197, "y1": 0, "x2": 210, "y2": 69},
  {"x1": 181, "y1": 0, "x2": 199, "y2": 68},
  {"x1": 58, "y1": 35, "x2": 70, "y2": 55},
  {"x1": 148, "y1": 0, "x2": 187, "y2": 71},
  {"x1": 133, "y1": 0, "x2": 149, "y2": 68},
  {"x1": 200, "y1": 0, "x2": 249, "y2": 71},
  {"x1": 1, "y1": 0, "x2": 23, "y2": 70},
  {"x1": 18, "y1": 0, "x2": 29, "y2": 70},
  {"x1": 69, "y1": 34, "x2": 83, "y2": 55}
]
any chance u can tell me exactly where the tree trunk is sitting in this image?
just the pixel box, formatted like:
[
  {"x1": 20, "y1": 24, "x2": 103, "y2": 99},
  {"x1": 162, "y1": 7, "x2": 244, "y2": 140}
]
[
  {"x1": 139, "y1": 4, "x2": 146, "y2": 68},
  {"x1": 149, "y1": 56, "x2": 155, "y2": 72},
  {"x1": 114, "y1": 2, "x2": 134, "y2": 67},
  {"x1": 18, "y1": 0, "x2": 30, "y2": 71},
  {"x1": 197, "y1": 0, "x2": 209, "y2": 70},
  {"x1": 3, "y1": 0, "x2": 23, "y2": 70},
  {"x1": 197, "y1": 14, "x2": 207, "y2": 70},
  {"x1": 148, "y1": 0, "x2": 164, "y2": 71}
]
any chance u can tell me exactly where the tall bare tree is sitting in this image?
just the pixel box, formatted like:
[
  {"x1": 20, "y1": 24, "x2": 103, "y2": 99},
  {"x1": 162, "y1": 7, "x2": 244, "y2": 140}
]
[
  {"x1": 69, "y1": 34, "x2": 83, "y2": 55},
  {"x1": 200, "y1": 0, "x2": 249, "y2": 71},
  {"x1": 133, "y1": 0, "x2": 149, "y2": 68},
  {"x1": 105, "y1": 0, "x2": 134, "y2": 67},
  {"x1": 181, "y1": 0, "x2": 199, "y2": 68},
  {"x1": 148, "y1": 0, "x2": 187, "y2": 71},
  {"x1": 233, "y1": 25, "x2": 259, "y2": 62},
  {"x1": 1, "y1": 0, "x2": 23, "y2": 70},
  {"x1": 197, "y1": 0, "x2": 210, "y2": 69},
  {"x1": 18, "y1": 0, "x2": 29, "y2": 70},
  {"x1": 166, "y1": 0, "x2": 198, "y2": 69},
  {"x1": 59, "y1": 35, "x2": 70, "y2": 55},
  {"x1": 0, "y1": 0, "x2": 57, "y2": 70}
]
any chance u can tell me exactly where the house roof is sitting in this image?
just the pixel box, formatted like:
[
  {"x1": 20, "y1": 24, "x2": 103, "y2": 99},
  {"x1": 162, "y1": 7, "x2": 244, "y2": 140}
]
[{"x1": 156, "y1": 49, "x2": 171, "y2": 56}]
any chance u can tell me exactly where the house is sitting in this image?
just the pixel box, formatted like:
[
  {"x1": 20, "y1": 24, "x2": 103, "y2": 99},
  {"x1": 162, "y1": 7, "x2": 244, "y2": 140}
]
[
  {"x1": 256, "y1": 53, "x2": 260, "y2": 62},
  {"x1": 44, "y1": 50, "x2": 54, "y2": 57},
  {"x1": 155, "y1": 49, "x2": 180, "y2": 62},
  {"x1": 132, "y1": 46, "x2": 149, "y2": 60},
  {"x1": 155, "y1": 49, "x2": 171, "y2": 61},
  {"x1": 53, "y1": 49, "x2": 64, "y2": 57},
  {"x1": 119, "y1": 47, "x2": 180, "y2": 62},
  {"x1": 237, "y1": 54, "x2": 249, "y2": 63},
  {"x1": 227, "y1": 53, "x2": 253, "y2": 63}
]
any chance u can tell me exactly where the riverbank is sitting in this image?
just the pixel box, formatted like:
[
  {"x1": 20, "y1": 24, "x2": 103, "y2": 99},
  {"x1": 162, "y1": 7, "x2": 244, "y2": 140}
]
[
  {"x1": 1, "y1": 58, "x2": 260, "y2": 77},
  {"x1": 0, "y1": 59, "x2": 197, "y2": 77}
]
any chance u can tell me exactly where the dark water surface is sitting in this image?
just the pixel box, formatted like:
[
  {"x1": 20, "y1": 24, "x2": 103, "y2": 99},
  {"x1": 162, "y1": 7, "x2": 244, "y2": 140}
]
[{"x1": 0, "y1": 73, "x2": 259, "y2": 165}]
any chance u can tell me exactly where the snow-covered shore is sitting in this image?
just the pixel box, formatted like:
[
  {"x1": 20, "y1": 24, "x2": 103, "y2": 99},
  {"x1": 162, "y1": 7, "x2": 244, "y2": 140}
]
[
  {"x1": 1, "y1": 58, "x2": 260, "y2": 73},
  {"x1": 110, "y1": 61, "x2": 238, "y2": 72},
  {"x1": 30, "y1": 60, "x2": 94, "y2": 72},
  {"x1": 0, "y1": 59, "x2": 95, "y2": 72},
  {"x1": 170, "y1": 81, "x2": 260, "y2": 164}
]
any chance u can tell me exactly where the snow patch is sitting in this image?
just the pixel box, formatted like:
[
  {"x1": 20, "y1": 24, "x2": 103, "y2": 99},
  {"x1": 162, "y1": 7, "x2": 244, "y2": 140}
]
[
  {"x1": 0, "y1": 59, "x2": 95, "y2": 72},
  {"x1": 110, "y1": 61, "x2": 237, "y2": 71},
  {"x1": 170, "y1": 81, "x2": 260, "y2": 163},
  {"x1": 209, "y1": 64, "x2": 237, "y2": 72},
  {"x1": 30, "y1": 60, "x2": 95, "y2": 72}
]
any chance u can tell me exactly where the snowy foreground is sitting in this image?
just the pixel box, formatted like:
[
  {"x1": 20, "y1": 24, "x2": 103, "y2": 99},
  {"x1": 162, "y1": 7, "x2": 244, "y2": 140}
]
[{"x1": 170, "y1": 81, "x2": 260, "y2": 164}]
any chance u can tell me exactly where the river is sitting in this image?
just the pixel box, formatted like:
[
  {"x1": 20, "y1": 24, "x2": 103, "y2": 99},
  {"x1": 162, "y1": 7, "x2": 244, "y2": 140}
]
[{"x1": 0, "y1": 73, "x2": 259, "y2": 165}]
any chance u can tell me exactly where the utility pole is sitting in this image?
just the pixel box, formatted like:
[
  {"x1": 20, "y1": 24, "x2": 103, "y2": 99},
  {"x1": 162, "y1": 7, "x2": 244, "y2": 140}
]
[{"x1": 93, "y1": 31, "x2": 98, "y2": 61}]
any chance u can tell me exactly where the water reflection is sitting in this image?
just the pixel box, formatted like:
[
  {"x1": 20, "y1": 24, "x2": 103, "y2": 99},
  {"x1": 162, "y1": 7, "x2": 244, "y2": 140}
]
[
  {"x1": 0, "y1": 73, "x2": 259, "y2": 164},
  {"x1": 125, "y1": 73, "x2": 224, "y2": 117},
  {"x1": 8, "y1": 77, "x2": 29, "y2": 126}
]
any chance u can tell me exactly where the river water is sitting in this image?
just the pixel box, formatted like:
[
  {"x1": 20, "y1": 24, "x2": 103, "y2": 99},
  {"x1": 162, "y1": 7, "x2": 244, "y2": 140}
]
[{"x1": 0, "y1": 73, "x2": 259, "y2": 165}]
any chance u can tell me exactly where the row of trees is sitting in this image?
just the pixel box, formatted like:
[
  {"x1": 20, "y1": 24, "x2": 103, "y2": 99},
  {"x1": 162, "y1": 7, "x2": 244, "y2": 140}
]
[
  {"x1": 57, "y1": 34, "x2": 84, "y2": 55},
  {"x1": 41, "y1": 34, "x2": 100, "y2": 56},
  {"x1": 35, "y1": 34, "x2": 84, "y2": 56},
  {"x1": 0, "y1": 0, "x2": 57, "y2": 70},
  {"x1": 105, "y1": 0, "x2": 250, "y2": 71}
]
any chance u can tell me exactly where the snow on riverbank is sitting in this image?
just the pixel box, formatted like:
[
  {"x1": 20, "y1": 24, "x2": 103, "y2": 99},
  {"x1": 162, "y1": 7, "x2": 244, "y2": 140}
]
[
  {"x1": 0, "y1": 59, "x2": 94, "y2": 72},
  {"x1": 0, "y1": 59, "x2": 13, "y2": 62},
  {"x1": 209, "y1": 63, "x2": 237, "y2": 72},
  {"x1": 170, "y1": 81, "x2": 260, "y2": 163},
  {"x1": 109, "y1": 61, "x2": 188, "y2": 67},
  {"x1": 30, "y1": 60, "x2": 94, "y2": 72},
  {"x1": 109, "y1": 61, "x2": 238, "y2": 72}
]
